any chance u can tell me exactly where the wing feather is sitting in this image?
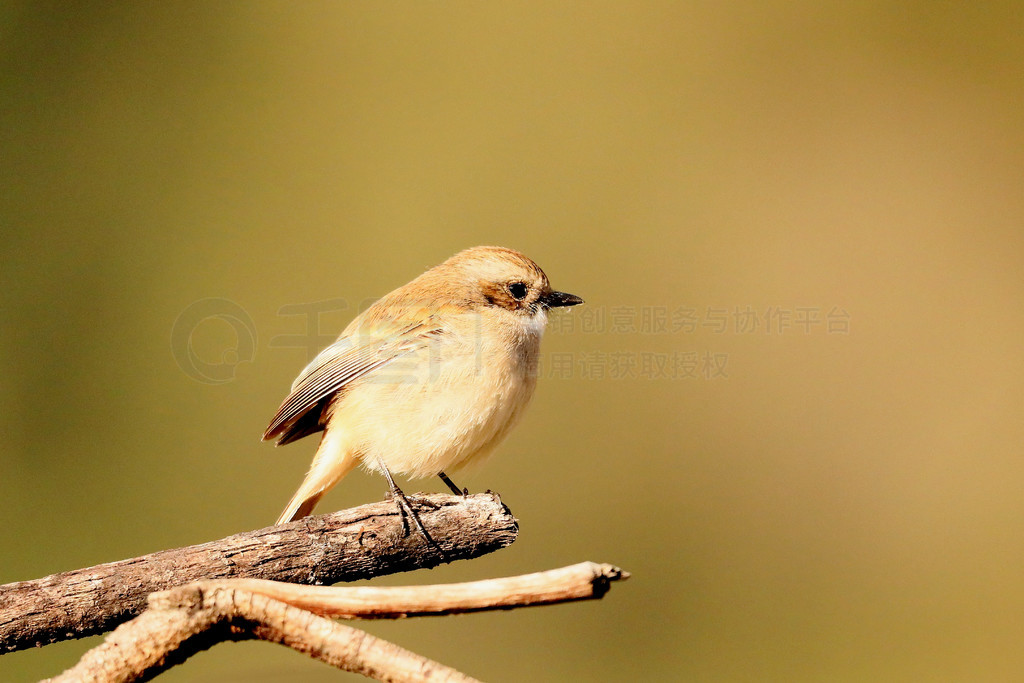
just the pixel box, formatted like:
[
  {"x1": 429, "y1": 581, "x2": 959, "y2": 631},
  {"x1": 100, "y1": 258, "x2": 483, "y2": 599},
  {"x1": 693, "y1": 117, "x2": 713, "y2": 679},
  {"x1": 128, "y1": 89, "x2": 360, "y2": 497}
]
[{"x1": 262, "y1": 318, "x2": 440, "y2": 444}]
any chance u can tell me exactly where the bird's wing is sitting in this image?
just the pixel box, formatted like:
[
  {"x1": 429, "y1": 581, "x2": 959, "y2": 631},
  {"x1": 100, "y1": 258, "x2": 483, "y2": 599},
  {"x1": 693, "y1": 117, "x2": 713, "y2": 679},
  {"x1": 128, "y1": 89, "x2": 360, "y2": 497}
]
[{"x1": 262, "y1": 317, "x2": 442, "y2": 444}]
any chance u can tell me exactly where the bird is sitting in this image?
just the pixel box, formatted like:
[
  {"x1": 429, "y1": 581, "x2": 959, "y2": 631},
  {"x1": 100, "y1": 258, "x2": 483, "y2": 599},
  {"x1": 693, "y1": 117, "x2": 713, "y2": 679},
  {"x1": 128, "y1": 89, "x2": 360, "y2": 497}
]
[{"x1": 263, "y1": 246, "x2": 583, "y2": 527}]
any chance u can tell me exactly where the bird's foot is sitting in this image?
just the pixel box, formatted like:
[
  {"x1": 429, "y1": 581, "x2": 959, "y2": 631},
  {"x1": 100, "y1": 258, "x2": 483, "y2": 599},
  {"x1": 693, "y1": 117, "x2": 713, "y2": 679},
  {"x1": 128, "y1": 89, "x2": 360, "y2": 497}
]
[
  {"x1": 384, "y1": 482, "x2": 448, "y2": 561},
  {"x1": 438, "y1": 471, "x2": 470, "y2": 496}
]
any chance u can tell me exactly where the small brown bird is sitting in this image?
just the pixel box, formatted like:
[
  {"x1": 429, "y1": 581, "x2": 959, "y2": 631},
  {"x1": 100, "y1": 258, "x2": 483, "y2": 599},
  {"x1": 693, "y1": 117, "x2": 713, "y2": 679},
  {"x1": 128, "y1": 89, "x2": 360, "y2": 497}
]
[{"x1": 264, "y1": 246, "x2": 582, "y2": 526}]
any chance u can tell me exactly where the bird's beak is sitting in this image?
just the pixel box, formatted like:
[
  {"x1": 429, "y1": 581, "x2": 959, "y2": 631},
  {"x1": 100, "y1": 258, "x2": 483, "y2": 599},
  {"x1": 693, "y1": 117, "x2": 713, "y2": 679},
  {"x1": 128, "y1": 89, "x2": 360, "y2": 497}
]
[{"x1": 540, "y1": 290, "x2": 584, "y2": 308}]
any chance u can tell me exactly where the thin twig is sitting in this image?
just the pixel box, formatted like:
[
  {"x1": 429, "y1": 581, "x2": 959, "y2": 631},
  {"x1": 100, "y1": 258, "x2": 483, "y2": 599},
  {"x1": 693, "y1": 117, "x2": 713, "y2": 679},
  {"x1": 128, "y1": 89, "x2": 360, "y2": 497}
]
[
  {"x1": 43, "y1": 588, "x2": 479, "y2": 683},
  {"x1": 174, "y1": 561, "x2": 629, "y2": 618},
  {"x1": 44, "y1": 563, "x2": 628, "y2": 683}
]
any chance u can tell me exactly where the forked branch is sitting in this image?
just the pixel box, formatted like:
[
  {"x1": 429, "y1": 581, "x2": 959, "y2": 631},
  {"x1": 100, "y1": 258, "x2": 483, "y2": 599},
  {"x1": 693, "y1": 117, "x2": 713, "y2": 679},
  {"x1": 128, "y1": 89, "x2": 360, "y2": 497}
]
[
  {"x1": 45, "y1": 563, "x2": 629, "y2": 683},
  {"x1": 0, "y1": 493, "x2": 517, "y2": 653}
]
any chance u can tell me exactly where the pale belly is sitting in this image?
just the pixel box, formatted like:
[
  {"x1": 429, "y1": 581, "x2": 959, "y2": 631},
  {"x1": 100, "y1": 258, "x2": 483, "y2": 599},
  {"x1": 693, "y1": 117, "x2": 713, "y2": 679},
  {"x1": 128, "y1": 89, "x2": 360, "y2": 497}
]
[{"x1": 331, "y1": 336, "x2": 539, "y2": 478}]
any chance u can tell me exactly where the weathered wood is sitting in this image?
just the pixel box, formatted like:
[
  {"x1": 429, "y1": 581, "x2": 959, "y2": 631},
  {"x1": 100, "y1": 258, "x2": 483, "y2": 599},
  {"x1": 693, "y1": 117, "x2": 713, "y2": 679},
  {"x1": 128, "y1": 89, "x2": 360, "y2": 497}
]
[
  {"x1": 44, "y1": 593, "x2": 481, "y2": 683},
  {"x1": 180, "y1": 561, "x2": 630, "y2": 619},
  {"x1": 44, "y1": 563, "x2": 628, "y2": 683},
  {"x1": 0, "y1": 493, "x2": 517, "y2": 653}
]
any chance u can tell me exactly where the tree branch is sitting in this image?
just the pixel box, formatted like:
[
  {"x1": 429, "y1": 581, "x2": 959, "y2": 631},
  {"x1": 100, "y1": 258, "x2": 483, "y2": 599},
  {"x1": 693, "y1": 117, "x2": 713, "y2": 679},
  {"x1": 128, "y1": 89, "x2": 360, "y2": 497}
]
[
  {"x1": 44, "y1": 563, "x2": 628, "y2": 683},
  {"x1": 1, "y1": 493, "x2": 517, "y2": 653},
  {"x1": 179, "y1": 561, "x2": 629, "y2": 618}
]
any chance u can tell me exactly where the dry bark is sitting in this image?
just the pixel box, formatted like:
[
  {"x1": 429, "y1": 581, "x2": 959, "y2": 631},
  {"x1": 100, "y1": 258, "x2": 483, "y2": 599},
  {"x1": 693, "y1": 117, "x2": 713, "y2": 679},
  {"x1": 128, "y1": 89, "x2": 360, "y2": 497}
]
[
  {"x1": 1, "y1": 493, "x2": 517, "y2": 653},
  {"x1": 44, "y1": 562, "x2": 627, "y2": 683}
]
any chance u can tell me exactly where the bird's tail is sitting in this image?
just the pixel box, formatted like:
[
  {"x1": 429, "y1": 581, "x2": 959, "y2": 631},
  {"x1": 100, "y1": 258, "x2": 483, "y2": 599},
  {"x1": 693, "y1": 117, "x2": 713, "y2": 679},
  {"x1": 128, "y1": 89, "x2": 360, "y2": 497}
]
[{"x1": 276, "y1": 431, "x2": 359, "y2": 525}]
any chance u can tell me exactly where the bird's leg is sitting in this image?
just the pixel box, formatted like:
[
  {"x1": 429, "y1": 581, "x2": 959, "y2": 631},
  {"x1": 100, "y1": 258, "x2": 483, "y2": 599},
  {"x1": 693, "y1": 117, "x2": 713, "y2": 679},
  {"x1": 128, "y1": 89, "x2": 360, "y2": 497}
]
[
  {"x1": 438, "y1": 471, "x2": 469, "y2": 496},
  {"x1": 379, "y1": 463, "x2": 444, "y2": 556}
]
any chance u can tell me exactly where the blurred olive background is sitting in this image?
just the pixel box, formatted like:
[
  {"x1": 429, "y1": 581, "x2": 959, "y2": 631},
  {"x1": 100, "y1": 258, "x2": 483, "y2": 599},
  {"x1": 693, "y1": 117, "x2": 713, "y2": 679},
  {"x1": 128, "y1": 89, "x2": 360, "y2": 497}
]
[{"x1": 3, "y1": 2, "x2": 1024, "y2": 681}]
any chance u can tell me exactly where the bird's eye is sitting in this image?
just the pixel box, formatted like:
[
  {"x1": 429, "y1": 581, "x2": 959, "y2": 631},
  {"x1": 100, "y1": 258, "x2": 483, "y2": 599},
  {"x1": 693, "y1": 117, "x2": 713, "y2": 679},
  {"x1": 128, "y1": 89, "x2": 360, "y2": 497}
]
[{"x1": 508, "y1": 282, "x2": 528, "y2": 300}]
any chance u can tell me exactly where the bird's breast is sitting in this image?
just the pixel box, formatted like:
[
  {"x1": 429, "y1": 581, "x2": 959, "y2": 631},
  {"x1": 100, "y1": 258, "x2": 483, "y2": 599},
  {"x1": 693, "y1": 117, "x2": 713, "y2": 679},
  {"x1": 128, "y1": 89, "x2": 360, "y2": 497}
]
[{"x1": 331, "y1": 323, "x2": 541, "y2": 478}]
